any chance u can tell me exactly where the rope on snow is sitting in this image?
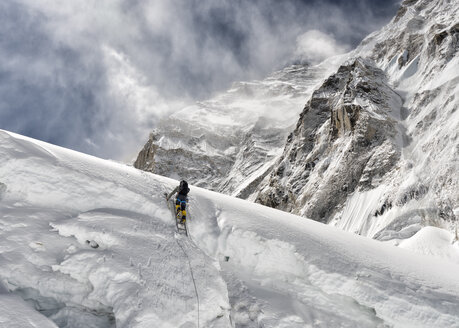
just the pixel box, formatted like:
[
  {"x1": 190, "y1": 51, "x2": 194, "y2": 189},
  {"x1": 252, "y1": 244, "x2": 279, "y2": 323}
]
[
  {"x1": 176, "y1": 237, "x2": 200, "y2": 328},
  {"x1": 166, "y1": 196, "x2": 200, "y2": 327}
]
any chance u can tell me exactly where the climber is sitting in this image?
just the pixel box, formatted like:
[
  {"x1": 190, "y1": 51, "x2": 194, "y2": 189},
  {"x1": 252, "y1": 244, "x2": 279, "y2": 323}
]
[{"x1": 166, "y1": 180, "x2": 190, "y2": 225}]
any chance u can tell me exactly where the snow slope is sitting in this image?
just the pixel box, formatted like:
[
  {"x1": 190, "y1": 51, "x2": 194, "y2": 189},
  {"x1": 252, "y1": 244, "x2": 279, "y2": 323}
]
[
  {"x1": 1, "y1": 129, "x2": 459, "y2": 327},
  {"x1": 0, "y1": 130, "x2": 230, "y2": 328}
]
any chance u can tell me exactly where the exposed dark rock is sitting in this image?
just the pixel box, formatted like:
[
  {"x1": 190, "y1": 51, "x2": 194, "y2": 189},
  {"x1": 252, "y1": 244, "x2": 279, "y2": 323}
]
[
  {"x1": 394, "y1": 6, "x2": 407, "y2": 23},
  {"x1": 255, "y1": 58, "x2": 401, "y2": 222},
  {"x1": 134, "y1": 132, "x2": 159, "y2": 172}
]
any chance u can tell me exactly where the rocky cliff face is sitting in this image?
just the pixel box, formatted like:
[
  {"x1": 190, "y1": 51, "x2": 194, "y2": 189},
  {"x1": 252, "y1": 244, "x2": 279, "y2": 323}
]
[{"x1": 256, "y1": 58, "x2": 402, "y2": 223}]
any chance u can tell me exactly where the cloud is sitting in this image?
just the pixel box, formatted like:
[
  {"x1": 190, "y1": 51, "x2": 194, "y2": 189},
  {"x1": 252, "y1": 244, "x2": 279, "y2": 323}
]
[
  {"x1": 0, "y1": 0, "x2": 400, "y2": 160},
  {"x1": 294, "y1": 30, "x2": 351, "y2": 64}
]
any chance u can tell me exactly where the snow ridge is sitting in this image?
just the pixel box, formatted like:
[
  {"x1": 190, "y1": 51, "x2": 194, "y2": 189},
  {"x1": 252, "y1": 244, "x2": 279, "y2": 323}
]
[{"x1": 2, "y1": 129, "x2": 459, "y2": 327}]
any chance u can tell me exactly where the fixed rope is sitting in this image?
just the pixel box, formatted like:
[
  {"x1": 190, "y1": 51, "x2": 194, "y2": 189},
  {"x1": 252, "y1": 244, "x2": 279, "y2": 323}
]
[
  {"x1": 176, "y1": 237, "x2": 200, "y2": 328},
  {"x1": 166, "y1": 196, "x2": 200, "y2": 327}
]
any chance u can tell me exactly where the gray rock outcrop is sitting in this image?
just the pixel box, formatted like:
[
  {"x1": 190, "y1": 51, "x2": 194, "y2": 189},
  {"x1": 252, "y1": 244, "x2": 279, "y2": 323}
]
[{"x1": 255, "y1": 58, "x2": 401, "y2": 222}]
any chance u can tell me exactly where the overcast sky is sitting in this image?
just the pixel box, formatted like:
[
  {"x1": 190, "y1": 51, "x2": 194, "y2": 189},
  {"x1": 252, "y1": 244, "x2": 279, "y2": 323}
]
[{"x1": 0, "y1": 0, "x2": 400, "y2": 160}]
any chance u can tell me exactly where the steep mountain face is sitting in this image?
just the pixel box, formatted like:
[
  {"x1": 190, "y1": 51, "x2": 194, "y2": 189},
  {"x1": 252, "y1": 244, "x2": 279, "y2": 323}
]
[
  {"x1": 135, "y1": 0, "x2": 458, "y2": 241},
  {"x1": 256, "y1": 58, "x2": 403, "y2": 223},
  {"x1": 256, "y1": 0, "x2": 458, "y2": 239},
  {"x1": 134, "y1": 64, "x2": 332, "y2": 196}
]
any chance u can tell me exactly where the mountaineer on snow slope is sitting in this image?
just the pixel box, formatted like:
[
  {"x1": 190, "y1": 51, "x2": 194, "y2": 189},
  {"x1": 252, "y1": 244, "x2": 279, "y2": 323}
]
[{"x1": 166, "y1": 180, "x2": 190, "y2": 226}]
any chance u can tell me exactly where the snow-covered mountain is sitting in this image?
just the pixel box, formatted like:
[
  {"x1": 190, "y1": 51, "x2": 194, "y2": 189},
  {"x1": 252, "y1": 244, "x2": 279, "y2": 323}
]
[
  {"x1": 256, "y1": 57, "x2": 403, "y2": 222},
  {"x1": 2, "y1": 129, "x2": 459, "y2": 327},
  {"x1": 257, "y1": 0, "x2": 458, "y2": 240},
  {"x1": 135, "y1": 0, "x2": 458, "y2": 242},
  {"x1": 134, "y1": 63, "x2": 334, "y2": 198}
]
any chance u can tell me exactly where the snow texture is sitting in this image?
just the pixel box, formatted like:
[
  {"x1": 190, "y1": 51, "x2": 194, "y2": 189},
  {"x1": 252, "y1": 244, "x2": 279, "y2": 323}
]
[{"x1": 1, "y1": 129, "x2": 459, "y2": 327}]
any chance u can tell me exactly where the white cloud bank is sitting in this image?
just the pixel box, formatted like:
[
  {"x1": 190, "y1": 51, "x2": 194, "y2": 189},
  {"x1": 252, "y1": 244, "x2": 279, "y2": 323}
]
[{"x1": 295, "y1": 30, "x2": 351, "y2": 64}]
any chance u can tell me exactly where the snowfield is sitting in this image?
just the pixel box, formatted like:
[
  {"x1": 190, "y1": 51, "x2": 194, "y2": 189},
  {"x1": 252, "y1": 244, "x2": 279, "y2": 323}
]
[{"x1": 1, "y1": 129, "x2": 459, "y2": 328}]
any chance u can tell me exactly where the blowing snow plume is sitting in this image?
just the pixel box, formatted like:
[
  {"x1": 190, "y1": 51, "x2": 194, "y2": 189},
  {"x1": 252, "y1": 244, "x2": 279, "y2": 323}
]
[{"x1": 294, "y1": 30, "x2": 351, "y2": 64}]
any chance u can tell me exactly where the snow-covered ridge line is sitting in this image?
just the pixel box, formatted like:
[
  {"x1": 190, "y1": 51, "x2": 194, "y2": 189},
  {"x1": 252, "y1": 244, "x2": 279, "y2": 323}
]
[{"x1": 1, "y1": 129, "x2": 459, "y2": 327}]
